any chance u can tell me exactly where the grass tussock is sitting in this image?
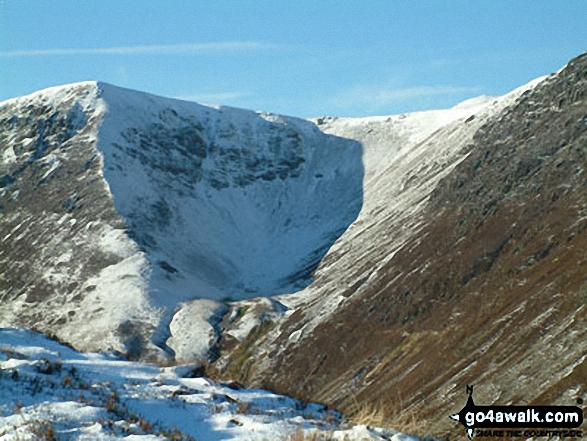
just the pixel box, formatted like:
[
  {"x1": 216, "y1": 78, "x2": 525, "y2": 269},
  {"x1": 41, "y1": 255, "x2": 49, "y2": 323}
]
[
  {"x1": 348, "y1": 397, "x2": 429, "y2": 437},
  {"x1": 282, "y1": 427, "x2": 334, "y2": 441}
]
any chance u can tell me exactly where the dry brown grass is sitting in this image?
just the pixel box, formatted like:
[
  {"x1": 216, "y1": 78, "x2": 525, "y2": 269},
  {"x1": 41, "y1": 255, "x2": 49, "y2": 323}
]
[
  {"x1": 349, "y1": 399, "x2": 387, "y2": 428},
  {"x1": 282, "y1": 403, "x2": 429, "y2": 440},
  {"x1": 348, "y1": 397, "x2": 431, "y2": 438},
  {"x1": 281, "y1": 427, "x2": 333, "y2": 441}
]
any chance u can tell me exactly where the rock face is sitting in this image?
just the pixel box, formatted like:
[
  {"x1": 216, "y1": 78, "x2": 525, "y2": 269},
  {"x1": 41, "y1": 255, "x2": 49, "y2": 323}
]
[
  {"x1": 209, "y1": 55, "x2": 587, "y2": 438},
  {"x1": 0, "y1": 82, "x2": 363, "y2": 355}
]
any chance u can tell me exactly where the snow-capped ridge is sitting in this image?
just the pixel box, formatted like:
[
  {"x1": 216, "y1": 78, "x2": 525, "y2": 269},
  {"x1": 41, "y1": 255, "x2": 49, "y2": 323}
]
[
  {"x1": 451, "y1": 94, "x2": 496, "y2": 109},
  {"x1": 0, "y1": 81, "x2": 99, "y2": 109}
]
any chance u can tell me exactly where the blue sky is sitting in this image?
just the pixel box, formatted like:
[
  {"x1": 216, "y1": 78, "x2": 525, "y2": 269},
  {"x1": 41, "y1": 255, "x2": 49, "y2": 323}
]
[{"x1": 1, "y1": 1, "x2": 586, "y2": 117}]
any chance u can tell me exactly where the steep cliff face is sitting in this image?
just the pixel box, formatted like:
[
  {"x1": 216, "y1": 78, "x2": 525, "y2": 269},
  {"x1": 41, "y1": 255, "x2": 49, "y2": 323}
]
[
  {"x1": 211, "y1": 55, "x2": 586, "y2": 437},
  {"x1": 97, "y1": 85, "x2": 364, "y2": 307},
  {"x1": 0, "y1": 82, "x2": 363, "y2": 356}
]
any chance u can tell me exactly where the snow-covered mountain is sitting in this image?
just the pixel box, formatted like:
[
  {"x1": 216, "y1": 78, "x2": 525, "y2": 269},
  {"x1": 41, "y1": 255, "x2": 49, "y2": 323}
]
[
  {"x1": 0, "y1": 77, "x2": 515, "y2": 363},
  {"x1": 0, "y1": 82, "x2": 362, "y2": 356},
  {"x1": 2, "y1": 53, "x2": 586, "y2": 439}
]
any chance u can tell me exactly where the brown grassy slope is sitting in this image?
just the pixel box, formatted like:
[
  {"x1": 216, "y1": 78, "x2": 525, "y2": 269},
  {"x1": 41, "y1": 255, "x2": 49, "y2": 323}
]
[{"x1": 250, "y1": 54, "x2": 587, "y2": 438}]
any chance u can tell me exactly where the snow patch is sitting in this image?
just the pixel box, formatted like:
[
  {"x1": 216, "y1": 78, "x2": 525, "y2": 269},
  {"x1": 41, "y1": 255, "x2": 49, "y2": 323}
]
[{"x1": 167, "y1": 299, "x2": 227, "y2": 363}]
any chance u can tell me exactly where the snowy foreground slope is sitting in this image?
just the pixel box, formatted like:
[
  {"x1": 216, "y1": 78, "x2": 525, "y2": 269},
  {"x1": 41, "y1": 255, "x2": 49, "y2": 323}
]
[{"x1": 0, "y1": 327, "x2": 417, "y2": 441}]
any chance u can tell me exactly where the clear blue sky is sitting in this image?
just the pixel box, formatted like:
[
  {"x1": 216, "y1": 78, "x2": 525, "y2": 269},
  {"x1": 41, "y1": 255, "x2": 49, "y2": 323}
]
[{"x1": 1, "y1": 1, "x2": 586, "y2": 117}]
